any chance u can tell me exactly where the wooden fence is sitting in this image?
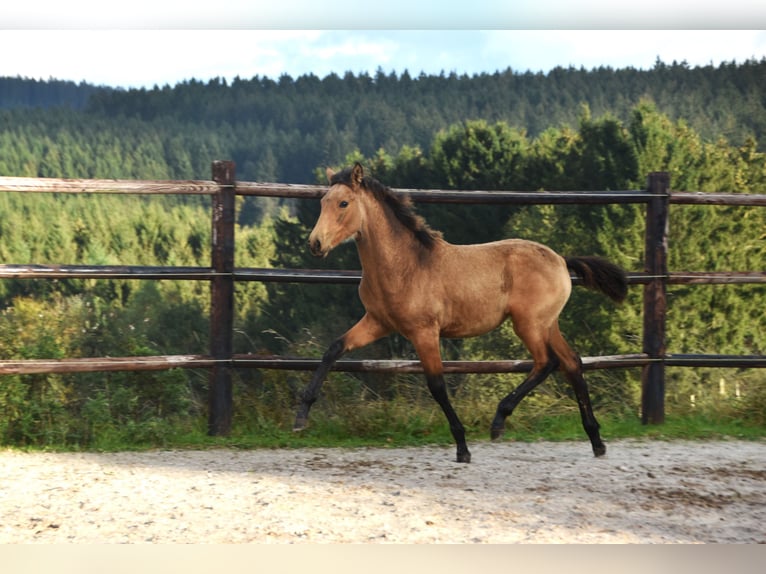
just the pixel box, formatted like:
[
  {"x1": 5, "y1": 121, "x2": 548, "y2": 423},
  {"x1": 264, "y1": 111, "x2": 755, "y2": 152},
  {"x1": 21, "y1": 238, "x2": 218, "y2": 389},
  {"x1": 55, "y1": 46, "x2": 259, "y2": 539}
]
[{"x1": 0, "y1": 161, "x2": 764, "y2": 435}]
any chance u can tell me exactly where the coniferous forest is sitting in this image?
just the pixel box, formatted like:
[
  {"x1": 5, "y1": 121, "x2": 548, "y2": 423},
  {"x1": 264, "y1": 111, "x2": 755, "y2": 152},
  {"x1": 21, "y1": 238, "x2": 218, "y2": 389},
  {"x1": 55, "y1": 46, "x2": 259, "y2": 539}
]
[{"x1": 0, "y1": 59, "x2": 764, "y2": 447}]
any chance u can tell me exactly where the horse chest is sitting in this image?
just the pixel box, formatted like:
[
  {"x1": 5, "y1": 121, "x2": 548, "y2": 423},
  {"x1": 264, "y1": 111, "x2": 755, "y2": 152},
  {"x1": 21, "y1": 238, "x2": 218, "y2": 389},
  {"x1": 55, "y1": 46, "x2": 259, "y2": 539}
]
[{"x1": 358, "y1": 275, "x2": 439, "y2": 326}]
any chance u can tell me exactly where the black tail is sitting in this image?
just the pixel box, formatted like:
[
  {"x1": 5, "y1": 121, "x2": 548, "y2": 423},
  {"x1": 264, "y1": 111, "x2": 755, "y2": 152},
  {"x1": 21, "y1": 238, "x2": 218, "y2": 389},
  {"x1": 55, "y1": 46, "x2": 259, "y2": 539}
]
[{"x1": 565, "y1": 256, "x2": 628, "y2": 303}]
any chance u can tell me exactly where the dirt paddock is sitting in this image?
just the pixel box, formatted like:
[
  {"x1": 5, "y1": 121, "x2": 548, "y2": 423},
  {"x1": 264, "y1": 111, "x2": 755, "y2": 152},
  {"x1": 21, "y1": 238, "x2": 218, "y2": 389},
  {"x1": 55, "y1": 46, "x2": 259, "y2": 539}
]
[{"x1": 1, "y1": 439, "x2": 764, "y2": 543}]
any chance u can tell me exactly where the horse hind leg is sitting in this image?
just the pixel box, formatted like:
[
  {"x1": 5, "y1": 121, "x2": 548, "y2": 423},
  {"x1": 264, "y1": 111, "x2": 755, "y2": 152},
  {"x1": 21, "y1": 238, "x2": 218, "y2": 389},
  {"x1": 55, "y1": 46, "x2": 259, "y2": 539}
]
[
  {"x1": 490, "y1": 322, "x2": 606, "y2": 457},
  {"x1": 549, "y1": 326, "x2": 606, "y2": 457},
  {"x1": 490, "y1": 330, "x2": 559, "y2": 440}
]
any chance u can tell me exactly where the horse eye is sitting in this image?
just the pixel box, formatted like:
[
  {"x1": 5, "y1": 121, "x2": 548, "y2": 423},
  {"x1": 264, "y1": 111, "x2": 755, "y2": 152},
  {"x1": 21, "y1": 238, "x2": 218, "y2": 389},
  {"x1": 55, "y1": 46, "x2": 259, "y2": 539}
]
[{"x1": 339, "y1": 200, "x2": 349, "y2": 208}]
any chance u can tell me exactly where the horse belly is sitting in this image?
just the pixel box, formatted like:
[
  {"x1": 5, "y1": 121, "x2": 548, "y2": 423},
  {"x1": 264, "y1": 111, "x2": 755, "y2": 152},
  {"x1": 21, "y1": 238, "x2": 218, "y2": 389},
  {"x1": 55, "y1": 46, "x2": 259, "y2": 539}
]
[
  {"x1": 436, "y1": 248, "x2": 512, "y2": 338},
  {"x1": 439, "y1": 291, "x2": 508, "y2": 338}
]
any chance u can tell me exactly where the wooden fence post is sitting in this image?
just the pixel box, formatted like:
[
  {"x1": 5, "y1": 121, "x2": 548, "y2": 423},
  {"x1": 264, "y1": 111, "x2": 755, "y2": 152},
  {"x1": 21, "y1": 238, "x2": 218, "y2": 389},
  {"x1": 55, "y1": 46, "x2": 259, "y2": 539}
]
[
  {"x1": 208, "y1": 160, "x2": 236, "y2": 435},
  {"x1": 642, "y1": 172, "x2": 670, "y2": 424}
]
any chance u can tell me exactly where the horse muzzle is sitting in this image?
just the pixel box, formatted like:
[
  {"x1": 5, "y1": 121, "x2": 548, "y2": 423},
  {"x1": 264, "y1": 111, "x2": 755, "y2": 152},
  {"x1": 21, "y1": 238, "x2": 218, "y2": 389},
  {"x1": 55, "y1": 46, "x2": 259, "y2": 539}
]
[{"x1": 309, "y1": 237, "x2": 326, "y2": 257}]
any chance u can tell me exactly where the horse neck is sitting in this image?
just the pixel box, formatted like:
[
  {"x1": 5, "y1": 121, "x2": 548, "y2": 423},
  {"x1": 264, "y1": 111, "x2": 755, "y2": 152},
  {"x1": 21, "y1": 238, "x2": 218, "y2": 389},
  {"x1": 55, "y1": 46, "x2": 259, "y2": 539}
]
[{"x1": 355, "y1": 194, "x2": 425, "y2": 274}]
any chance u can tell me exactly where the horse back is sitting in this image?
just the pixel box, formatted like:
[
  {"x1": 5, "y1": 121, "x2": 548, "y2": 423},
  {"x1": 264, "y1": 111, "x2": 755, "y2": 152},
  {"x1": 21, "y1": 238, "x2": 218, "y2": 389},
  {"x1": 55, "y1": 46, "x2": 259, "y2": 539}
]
[{"x1": 434, "y1": 239, "x2": 570, "y2": 338}]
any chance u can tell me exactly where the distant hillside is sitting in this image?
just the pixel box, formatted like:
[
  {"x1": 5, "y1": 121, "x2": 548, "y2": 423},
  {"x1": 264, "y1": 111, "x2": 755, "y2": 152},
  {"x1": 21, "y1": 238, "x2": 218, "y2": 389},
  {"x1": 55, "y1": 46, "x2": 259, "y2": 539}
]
[
  {"x1": 0, "y1": 76, "x2": 110, "y2": 110},
  {"x1": 2, "y1": 58, "x2": 766, "y2": 184},
  {"x1": 83, "y1": 59, "x2": 766, "y2": 149}
]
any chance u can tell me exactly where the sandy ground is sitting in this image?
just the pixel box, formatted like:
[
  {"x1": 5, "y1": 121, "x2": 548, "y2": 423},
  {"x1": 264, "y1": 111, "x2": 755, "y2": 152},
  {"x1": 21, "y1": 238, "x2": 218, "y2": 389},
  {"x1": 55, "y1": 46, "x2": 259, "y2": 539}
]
[{"x1": 0, "y1": 439, "x2": 764, "y2": 544}]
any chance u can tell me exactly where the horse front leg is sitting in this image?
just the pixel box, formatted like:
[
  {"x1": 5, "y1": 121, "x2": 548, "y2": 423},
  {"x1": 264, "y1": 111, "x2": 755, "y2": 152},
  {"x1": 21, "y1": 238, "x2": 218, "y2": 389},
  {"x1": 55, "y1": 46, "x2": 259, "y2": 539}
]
[
  {"x1": 293, "y1": 336, "x2": 345, "y2": 431},
  {"x1": 293, "y1": 314, "x2": 389, "y2": 431},
  {"x1": 411, "y1": 330, "x2": 471, "y2": 463},
  {"x1": 426, "y1": 373, "x2": 471, "y2": 463}
]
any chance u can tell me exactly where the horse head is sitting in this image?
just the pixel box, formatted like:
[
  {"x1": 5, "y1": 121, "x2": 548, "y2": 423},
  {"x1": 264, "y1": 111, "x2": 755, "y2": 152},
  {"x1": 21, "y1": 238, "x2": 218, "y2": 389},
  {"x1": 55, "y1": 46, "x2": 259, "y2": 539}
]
[{"x1": 308, "y1": 163, "x2": 366, "y2": 257}]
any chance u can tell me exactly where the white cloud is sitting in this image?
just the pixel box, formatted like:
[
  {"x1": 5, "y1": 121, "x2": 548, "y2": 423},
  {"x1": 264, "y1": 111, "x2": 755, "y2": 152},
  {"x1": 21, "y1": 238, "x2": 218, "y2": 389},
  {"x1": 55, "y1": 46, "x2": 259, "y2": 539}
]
[
  {"x1": 2, "y1": 29, "x2": 765, "y2": 89},
  {"x1": 2, "y1": 30, "x2": 327, "y2": 87},
  {"x1": 310, "y1": 38, "x2": 396, "y2": 63}
]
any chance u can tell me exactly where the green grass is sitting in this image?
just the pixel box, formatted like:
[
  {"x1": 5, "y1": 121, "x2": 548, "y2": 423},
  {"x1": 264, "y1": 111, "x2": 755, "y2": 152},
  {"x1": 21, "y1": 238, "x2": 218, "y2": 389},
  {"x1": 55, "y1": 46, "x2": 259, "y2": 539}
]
[
  {"x1": 26, "y1": 410, "x2": 758, "y2": 454},
  {"x1": 5, "y1": 379, "x2": 763, "y2": 454}
]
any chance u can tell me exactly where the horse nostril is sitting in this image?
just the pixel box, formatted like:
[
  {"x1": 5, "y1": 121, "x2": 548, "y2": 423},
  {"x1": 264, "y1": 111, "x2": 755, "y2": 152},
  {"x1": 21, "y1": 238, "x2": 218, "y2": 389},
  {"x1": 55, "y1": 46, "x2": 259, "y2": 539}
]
[{"x1": 310, "y1": 238, "x2": 322, "y2": 255}]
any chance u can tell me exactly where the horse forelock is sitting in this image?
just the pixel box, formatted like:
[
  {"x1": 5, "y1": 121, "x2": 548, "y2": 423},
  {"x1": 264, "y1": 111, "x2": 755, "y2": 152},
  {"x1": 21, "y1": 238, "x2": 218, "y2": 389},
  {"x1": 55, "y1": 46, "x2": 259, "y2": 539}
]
[{"x1": 328, "y1": 166, "x2": 356, "y2": 187}]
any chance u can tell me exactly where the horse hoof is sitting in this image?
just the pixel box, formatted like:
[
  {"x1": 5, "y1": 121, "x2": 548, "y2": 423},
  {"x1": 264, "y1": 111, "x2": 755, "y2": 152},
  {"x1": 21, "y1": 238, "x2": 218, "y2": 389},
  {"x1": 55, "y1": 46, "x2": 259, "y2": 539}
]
[
  {"x1": 490, "y1": 426, "x2": 504, "y2": 441},
  {"x1": 593, "y1": 443, "x2": 606, "y2": 457},
  {"x1": 293, "y1": 417, "x2": 309, "y2": 432},
  {"x1": 457, "y1": 451, "x2": 471, "y2": 463}
]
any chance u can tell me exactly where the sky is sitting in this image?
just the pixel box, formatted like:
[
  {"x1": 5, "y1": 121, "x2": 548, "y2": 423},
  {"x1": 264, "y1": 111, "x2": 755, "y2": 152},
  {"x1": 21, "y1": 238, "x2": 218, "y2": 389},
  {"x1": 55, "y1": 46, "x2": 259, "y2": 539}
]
[{"x1": 1, "y1": 1, "x2": 766, "y2": 90}]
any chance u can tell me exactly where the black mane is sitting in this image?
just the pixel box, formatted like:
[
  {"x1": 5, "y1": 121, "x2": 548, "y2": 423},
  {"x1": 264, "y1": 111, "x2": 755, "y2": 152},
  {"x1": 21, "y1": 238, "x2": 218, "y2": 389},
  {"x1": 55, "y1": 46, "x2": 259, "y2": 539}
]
[{"x1": 330, "y1": 166, "x2": 442, "y2": 249}]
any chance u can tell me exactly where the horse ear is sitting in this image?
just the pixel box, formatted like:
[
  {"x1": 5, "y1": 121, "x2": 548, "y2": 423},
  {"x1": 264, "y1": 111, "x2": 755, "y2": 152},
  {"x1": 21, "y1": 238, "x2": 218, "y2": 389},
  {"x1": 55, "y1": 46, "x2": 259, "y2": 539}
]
[
  {"x1": 325, "y1": 167, "x2": 335, "y2": 183},
  {"x1": 352, "y1": 163, "x2": 364, "y2": 187}
]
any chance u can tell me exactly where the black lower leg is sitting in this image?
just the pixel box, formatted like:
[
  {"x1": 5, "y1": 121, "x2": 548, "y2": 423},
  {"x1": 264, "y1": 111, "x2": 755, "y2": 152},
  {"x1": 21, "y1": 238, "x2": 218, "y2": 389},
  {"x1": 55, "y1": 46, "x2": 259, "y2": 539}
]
[
  {"x1": 293, "y1": 337, "x2": 346, "y2": 431},
  {"x1": 426, "y1": 374, "x2": 471, "y2": 463},
  {"x1": 490, "y1": 355, "x2": 558, "y2": 440},
  {"x1": 566, "y1": 368, "x2": 606, "y2": 457}
]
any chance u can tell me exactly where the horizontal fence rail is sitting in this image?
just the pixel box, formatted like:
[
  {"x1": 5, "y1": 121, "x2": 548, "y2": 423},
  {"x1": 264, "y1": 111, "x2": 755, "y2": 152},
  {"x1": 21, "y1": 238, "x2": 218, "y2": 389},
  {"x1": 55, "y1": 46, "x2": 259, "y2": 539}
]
[
  {"x1": 0, "y1": 264, "x2": 217, "y2": 280},
  {"x1": 1, "y1": 164, "x2": 764, "y2": 434},
  {"x1": 2, "y1": 353, "x2": 764, "y2": 377},
  {"x1": 1, "y1": 265, "x2": 764, "y2": 285},
  {"x1": 231, "y1": 353, "x2": 766, "y2": 372},
  {"x1": 0, "y1": 176, "x2": 222, "y2": 195},
  {"x1": 4, "y1": 176, "x2": 766, "y2": 204},
  {"x1": 236, "y1": 180, "x2": 766, "y2": 206},
  {"x1": 0, "y1": 355, "x2": 217, "y2": 375}
]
